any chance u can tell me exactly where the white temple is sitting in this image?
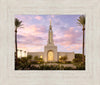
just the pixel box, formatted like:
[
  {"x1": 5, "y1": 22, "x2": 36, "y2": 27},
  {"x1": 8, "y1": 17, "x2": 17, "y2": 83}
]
[{"x1": 28, "y1": 20, "x2": 75, "y2": 62}]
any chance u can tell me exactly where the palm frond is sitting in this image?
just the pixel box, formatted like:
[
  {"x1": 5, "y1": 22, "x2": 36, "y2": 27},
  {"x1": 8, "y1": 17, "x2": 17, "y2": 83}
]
[
  {"x1": 77, "y1": 15, "x2": 85, "y2": 27},
  {"x1": 15, "y1": 18, "x2": 22, "y2": 28}
]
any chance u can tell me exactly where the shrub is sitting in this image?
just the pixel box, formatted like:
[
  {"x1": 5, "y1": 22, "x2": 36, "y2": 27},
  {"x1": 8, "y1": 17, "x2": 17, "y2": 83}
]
[
  {"x1": 76, "y1": 62, "x2": 85, "y2": 70},
  {"x1": 31, "y1": 61, "x2": 38, "y2": 64},
  {"x1": 65, "y1": 61, "x2": 72, "y2": 64},
  {"x1": 33, "y1": 56, "x2": 44, "y2": 63},
  {"x1": 27, "y1": 55, "x2": 32, "y2": 60},
  {"x1": 59, "y1": 56, "x2": 67, "y2": 63}
]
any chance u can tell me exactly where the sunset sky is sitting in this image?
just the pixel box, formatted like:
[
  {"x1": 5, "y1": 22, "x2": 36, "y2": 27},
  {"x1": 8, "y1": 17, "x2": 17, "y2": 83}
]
[{"x1": 15, "y1": 15, "x2": 83, "y2": 53}]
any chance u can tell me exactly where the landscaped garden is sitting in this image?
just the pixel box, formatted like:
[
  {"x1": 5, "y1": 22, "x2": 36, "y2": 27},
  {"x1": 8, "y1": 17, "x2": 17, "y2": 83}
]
[{"x1": 15, "y1": 54, "x2": 85, "y2": 70}]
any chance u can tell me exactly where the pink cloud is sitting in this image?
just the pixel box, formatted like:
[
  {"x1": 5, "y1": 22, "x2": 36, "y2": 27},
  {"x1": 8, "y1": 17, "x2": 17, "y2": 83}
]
[
  {"x1": 67, "y1": 44, "x2": 82, "y2": 51},
  {"x1": 54, "y1": 27, "x2": 82, "y2": 50},
  {"x1": 69, "y1": 27, "x2": 74, "y2": 31},
  {"x1": 17, "y1": 24, "x2": 48, "y2": 52},
  {"x1": 34, "y1": 16, "x2": 42, "y2": 20},
  {"x1": 15, "y1": 15, "x2": 33, "y2": 24},
  {"x1": 18, "y1": 43, "x2": 27, "y2": 51},
  {"x1": 27, "y1": 46, "x2": 43, "y2": 52},
  {"x1": 51, "y1": 15, "x2": 55, "y2": 18},
  {"x1": 17, "y1": 25, "x2": 46, "y2": 37},
  {"x1": 64, "y1": 34, "x2": 73, "y2": 38},
  {"x1": 18, "y1": 43, "x2": 43, "y2": 52},
  {"x1": 75, "y1": 30, "x2": 79, "y2": 32},
  {"x1": 60, "y1": 41, "x2": 73, "y2": 47}
]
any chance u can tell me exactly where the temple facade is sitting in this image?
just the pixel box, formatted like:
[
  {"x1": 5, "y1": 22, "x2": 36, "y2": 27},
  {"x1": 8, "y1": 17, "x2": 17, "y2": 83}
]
[{"x1": 28, "y1": 21, "x2": 75, "y2": 62}]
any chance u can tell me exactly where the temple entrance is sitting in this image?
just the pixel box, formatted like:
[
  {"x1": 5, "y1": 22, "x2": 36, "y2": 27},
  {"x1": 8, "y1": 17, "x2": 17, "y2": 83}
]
[{"x1": 48, "y1": 51, "x2": 53, "y2": 62}]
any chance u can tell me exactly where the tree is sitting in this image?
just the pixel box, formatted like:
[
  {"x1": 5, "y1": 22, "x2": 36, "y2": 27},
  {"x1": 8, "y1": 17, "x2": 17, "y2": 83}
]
[
  {"x1": 77, "y1": 15, "x2": 85, "y2": 62},
  {"x1": 75, "y1": 54, "x2": 83, "y2": 59},
  {"x1": 38, "y1": 58, "x2": 43, "y2": 61},
  {"x1": 15, "y1": 18, "x2": 23, "y2": 62},
  {"x1": 27, "y1": 55, "x2": 32, "y2": 60},
  {"x1": 27, "y1": 55, "x2": 32, "y2": 62},
  {"x1": 59, "y1": 56, "x2": 67, "y2": 63},
  {"x1": 63, "y1": 56, "x2": 67, "y2": 63},
  {"x1": 34, "y1": 56, "x2": 39, "y2": 61},
  {"x1": 33, "y1": 56, "x2": 44, "y2": 63},
  {"x1": 73, "y1": 54, "x2": 83, "y2": 63}
]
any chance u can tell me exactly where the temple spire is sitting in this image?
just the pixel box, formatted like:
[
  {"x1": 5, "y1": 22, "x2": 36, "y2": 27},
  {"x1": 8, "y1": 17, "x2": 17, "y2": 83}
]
[
  {"x1": 49, "y1": 19, "x2": 52, "y2": 30},
  {"x1": 50, "y1": 19, "x2": 51, "y2": 26},
  {"x1": 48, "y1": 20, "x2": 54, "y2": 45}
]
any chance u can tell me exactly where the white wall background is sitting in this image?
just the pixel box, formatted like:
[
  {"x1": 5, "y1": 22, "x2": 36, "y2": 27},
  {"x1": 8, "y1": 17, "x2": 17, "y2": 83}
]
[{"x1": 0, "y1": 0, "x2": 100, "y2": 85}]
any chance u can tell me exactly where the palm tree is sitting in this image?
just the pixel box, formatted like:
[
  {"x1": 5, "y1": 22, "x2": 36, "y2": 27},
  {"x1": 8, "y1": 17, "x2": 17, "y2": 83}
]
[
  {"x1": 15, "y1": 18, "x2": 22, "y2": 62},
  {"x1": 77, "y1": 15, "x2": 85, "y2": 62}
]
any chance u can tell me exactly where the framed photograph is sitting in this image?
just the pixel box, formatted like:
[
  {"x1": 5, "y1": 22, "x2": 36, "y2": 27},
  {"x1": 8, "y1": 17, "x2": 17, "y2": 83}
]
[
  {"x1": 15, "y1": 14, "x2": 85, "y2": 70},
  {"x1": 0, "y1": 0, "x2": 100, "y2": 85}
]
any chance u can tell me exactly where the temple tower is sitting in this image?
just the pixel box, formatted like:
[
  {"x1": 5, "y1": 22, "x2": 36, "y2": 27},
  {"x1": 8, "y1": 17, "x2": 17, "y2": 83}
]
[{"x1": 44, "y1": 20, "x2": 58, "y2": 62}]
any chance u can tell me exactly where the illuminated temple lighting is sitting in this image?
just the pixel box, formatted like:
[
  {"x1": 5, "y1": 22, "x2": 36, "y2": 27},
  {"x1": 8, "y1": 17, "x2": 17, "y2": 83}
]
[
  {"x1": 59, "y1": 56, "x2": 61, "y2": 58},
  {"x1": 40, "y1": 55, "x2": 43, "y2": 58}
]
